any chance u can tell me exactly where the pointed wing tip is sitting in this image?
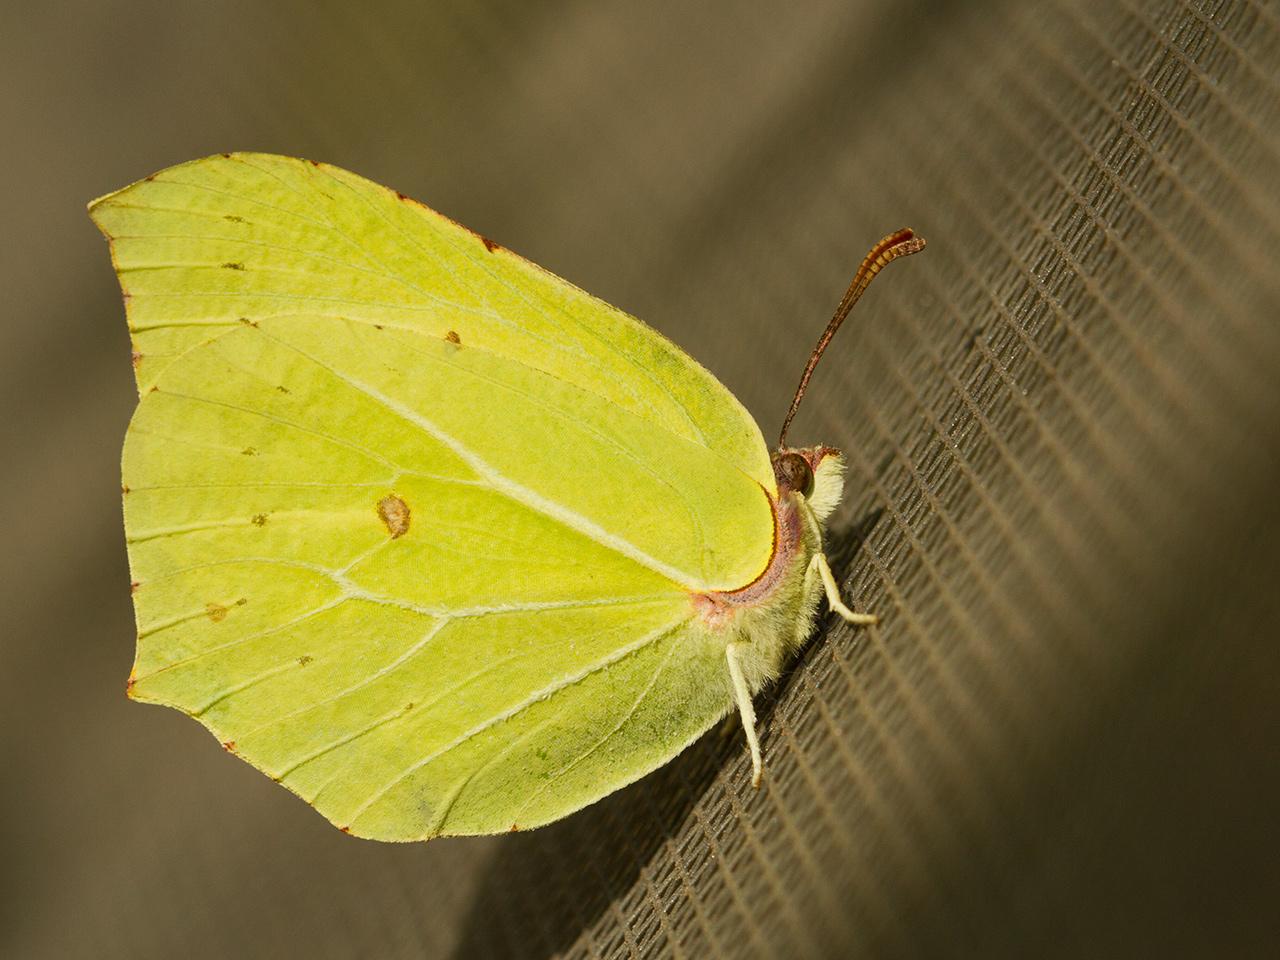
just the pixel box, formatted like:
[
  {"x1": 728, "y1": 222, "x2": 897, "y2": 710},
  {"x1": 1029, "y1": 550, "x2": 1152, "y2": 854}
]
[
  {"x1": 86, "y1": 191, "x2": 117, "y2": 230},
  {"x1": 87, "y1": 151, "x2": 306, "y2": 216}
]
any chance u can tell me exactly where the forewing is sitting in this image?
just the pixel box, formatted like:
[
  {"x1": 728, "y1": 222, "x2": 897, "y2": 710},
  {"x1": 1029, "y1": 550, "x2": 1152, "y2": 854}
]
[
  {"x1": 124, "y1": 319, "x2": 747, "y2": 838},
  {"x1": 89, "y1": 152, "x2": 774, "y2": 491}
]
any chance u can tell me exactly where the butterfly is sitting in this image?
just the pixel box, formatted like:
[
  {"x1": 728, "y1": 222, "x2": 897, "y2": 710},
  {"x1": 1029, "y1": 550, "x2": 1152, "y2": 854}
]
[{"x1": 90, "y1": 153, "x2": 923, "y2": 840}]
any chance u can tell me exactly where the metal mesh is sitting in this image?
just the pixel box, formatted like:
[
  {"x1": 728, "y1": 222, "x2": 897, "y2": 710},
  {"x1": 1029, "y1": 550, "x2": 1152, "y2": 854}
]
[{"x1": 5, "y1": 0, "x2": 1278, "y2": 957}]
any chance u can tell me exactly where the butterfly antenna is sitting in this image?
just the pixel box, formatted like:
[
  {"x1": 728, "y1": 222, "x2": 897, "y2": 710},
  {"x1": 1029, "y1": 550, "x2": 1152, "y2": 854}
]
[{"x1": 777, "y1": 228, "x2": 926, "y2": 450}]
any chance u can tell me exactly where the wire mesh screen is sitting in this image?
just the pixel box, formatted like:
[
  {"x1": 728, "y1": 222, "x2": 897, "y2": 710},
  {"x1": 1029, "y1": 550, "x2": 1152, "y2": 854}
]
[{"x1": 5, "y1": 0, "x2": 1277, "y2": 957}]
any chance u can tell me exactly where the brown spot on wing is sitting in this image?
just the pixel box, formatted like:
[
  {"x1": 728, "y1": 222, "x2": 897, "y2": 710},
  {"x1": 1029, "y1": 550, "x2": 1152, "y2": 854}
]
[
  {"x1": 377, "y1": 494, "x2": 411, "y2": 538},
  {"x1": 297, "y1": 655, "x2": 313, "y2": 667},
  {"x1": 223, "y1": 214, "x2": 245, "y2": 223},
  {"x1": 251, "y1": 513, "x2": 268, "y2": 526},
  {"x1": 453, "y1": 218, "x2": 501, "y2": 253},
  {"x1": 445, "y1": 330, "x2": 461, "y2": 345},
  {"x1": 130, "y1": 581, "x2": 140, "y2": 594},
  {"x1": 221, "y1": 261, "x2": 246, "y2": 270},
  {"x1": 131, "y1": 351, "x2": 143, "y2": 370},
  {"x1": 222, "y1": 740, "x2": 237, "y2": 752},
  {"x1": 205, "y1": 598, "x2": 246, "y2": 623}
]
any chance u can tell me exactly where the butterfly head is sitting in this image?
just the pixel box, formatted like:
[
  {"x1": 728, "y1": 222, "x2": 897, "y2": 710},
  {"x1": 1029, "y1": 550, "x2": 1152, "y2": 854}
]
[{"x1": 771, "y1": 446, "x2": 845, "y2": 524}]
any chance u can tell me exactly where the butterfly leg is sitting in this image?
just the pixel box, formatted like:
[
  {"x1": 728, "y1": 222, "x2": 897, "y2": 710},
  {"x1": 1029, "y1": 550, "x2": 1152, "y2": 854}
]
[
  {"x1": 795, "y1": 550, "x2": 823, "y2": 648},
  {"x1": 725, "y1": 642, "x2": 763, "y2": 788},
  {"x1": 813, "y1": 553, "x2": 878, "y2": 625}
]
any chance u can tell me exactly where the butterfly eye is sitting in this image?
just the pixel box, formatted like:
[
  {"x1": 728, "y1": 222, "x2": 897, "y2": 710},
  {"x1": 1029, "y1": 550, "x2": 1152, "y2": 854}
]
[{"x1": 772, "y1": 451, "x2": 815, "y2": 498}]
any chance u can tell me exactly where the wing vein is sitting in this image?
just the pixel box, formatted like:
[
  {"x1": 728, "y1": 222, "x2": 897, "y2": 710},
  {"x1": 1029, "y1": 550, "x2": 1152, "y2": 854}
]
[
  {"x1": 312, "y1": 165, "x2": 671, "y2": 426},
  {"x1": 257, "y1": 327, "x2": 702, "y2": 588},
  {"x1": 344, "y1": 617, "x2": 689, "y2": 827},
  {"x1": 387, "y1": 327, "x2": 712, "y2": 567},
  {"x1": 229, "y1": 155, "x2": 553, "y2": 342},
  {"x1": 155, "y1": 386, "x2": 409, "y2": 474},
  {"x1": 513, "y1": 635, "x2": 681, "y2": 822}
]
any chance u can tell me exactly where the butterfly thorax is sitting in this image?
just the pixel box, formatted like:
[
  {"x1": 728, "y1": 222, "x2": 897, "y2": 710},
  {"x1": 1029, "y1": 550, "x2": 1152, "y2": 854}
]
[{"x1": 689, "y1": 447, "x2": 846, "y2": 692}]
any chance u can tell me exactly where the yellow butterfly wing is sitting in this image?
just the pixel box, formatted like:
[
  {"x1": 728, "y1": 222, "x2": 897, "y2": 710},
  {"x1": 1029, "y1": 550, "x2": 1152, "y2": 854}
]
[{"x1": 92, "y1": 156, "x2": 780, "y2": 838}]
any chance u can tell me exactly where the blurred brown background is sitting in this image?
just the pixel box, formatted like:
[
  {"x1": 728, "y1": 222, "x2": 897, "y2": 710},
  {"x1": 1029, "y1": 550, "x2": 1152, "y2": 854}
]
[{"x1": 4, "y1": 1, "x2": 1278, "y2": 957}]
